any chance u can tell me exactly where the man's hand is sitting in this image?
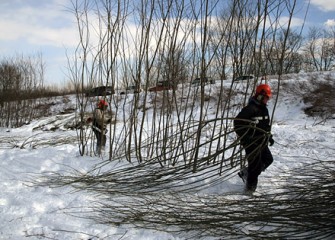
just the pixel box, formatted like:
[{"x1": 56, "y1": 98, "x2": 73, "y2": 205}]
[{"x1": 269, "y1": 135, "x2": 274, "y2": 146}]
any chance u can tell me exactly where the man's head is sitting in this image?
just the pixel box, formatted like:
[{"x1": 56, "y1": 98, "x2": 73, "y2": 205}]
[
  {"x1": 98, "y1": 99, "x2": 108, "y2": 110},
  {"x1": 255, "y1": 84, "x2": 272, "y2": 104}
]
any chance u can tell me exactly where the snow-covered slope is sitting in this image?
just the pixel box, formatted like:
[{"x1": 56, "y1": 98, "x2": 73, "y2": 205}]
[{"x1": 0, "y1": 72, "x2": 334, "y2": 239}]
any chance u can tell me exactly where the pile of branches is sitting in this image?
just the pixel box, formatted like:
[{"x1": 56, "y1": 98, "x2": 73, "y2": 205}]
[
  {"x1": 36, "y1": 125, "x2": 334, "y2": 239},
  {"x1": 37, "y1": 117, "x2": 245, "y2": 192},
  {"x1": 78, "y1": 159, "x2": 335, "y2": 239},
  {"x1": 0, "y1": 132, "x2": 77, "y2": 149}
]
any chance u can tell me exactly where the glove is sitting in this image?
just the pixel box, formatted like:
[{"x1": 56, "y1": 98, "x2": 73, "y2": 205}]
[
  {"x1": 86, "y1": 117, "x2": 92, "y2": 124},
  {"x1": 269, "y1": 135, "x2": 274, "y2": 146}
]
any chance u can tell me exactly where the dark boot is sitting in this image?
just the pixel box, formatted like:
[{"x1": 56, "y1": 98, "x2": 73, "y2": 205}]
[{"x1": 245, "y1": 183, "x2": 257, "y2": 193}]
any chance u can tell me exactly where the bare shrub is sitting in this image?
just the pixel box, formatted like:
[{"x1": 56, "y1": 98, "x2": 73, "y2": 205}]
[{"x1": 303, "y1": 81, "x2": 335, "y2": 124}]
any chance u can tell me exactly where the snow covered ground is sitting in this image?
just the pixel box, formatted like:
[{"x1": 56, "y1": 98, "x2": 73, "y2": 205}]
[{"x1": 0, "y1": 72, "x2": 334, "y2": 239}]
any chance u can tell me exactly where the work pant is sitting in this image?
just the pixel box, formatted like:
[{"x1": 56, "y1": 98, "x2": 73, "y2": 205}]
[
  {"x1": 244, "y1": 143, "x2": 273, "y2": 191},
  {"x1": 93, "y1": 128, "x2": 106, "y2": 153}
]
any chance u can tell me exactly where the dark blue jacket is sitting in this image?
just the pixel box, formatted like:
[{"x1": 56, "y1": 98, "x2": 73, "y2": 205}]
[{"x1": 234, "y1": 97, "x2": 271, "y2": 144}]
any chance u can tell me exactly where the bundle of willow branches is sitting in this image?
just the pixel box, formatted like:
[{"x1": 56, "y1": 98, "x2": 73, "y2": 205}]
[
  {"x1": 81, "y1": 159, "x2": 334, "y2": 239},
  {"x1": 37, "y1": 128, "x2": 334, "y2": 239}
]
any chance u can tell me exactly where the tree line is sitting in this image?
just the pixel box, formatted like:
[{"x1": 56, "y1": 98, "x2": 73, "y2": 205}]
[{"x1": 0, "y1": 54, "x2": 76, "y2": 127}]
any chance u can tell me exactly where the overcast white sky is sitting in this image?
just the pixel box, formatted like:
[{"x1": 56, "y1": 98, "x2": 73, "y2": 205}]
[{"x1": 1, "y1": 0, "x2": 335, "y2": 86}]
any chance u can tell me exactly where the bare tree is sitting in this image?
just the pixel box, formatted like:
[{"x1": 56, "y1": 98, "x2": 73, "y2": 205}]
[
  {"x1": 262, "y1": 28, "x2": 303, "y2": 75},
  {"x1": 303, "y1": 27, "x2": 335, "y2": 71},
  {"x1": 0, "y1": 54, "x2": 45, "y2": 128}
]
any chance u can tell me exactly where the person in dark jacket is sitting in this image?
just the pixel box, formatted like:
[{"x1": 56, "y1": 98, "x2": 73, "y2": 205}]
[
  {"x1": 234, "y1": 84, "x2": 274, "y2": 192},
  {"x1": 92, "y1": 99, "x2": 109, "y2": 154}
]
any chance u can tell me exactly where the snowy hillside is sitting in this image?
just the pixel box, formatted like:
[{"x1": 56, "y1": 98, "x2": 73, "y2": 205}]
[{"x1": 0, "y1": 72, "x2": 334, "y2": 239}]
